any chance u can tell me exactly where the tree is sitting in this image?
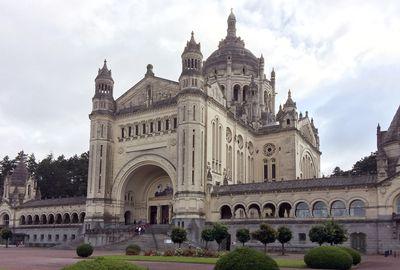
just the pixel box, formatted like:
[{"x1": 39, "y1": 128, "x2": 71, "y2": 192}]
[
  {"x1": 331, "y1": 167, "x2": 345, "y2": 177},
  {"x1": 308, "y1": 221, "x2": 348, "y2": 246},
  {"x1": 309, "y1": 225, "x2": 327, "y2": 246},
  {"x1": 171, "y1": 227, "x2": 187, "y2": 248},
  {"x1": 212, "y1": 223, "x2": 229, "y2": 251},
  {"x1": 352, "y1": 152, "x2": 377, "y2": 175},
  {"x1": 201, "y1": 228, "x2": 214, "y2": 249},
  {"x1": 0, "y1": 228, "x2": 12, "y2": 248},
  {"x1": 324, "y1": 220, "x2": 348, "y2": 245},
  {"x1": 251, "y1": 223, "x2": 276, "y2": 253},
  {"x1": 236, "y1": 228, "x2": 250, "y2": 246},
  {"x1": 277, "y1": 226, "x2": 292, "y2": 255}
]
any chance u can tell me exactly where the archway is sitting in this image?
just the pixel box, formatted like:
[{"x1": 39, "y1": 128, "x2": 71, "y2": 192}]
[
  {"x1": 124, "y1": 211, "x2": 132, "y2": 225},
  {"x1": 120, "y1": 164, "x2": 174, "y2": 225},
  {"x1": 278, "y1": 202, "x2": 292, "y2": 218},
  {"x1": 0, "y1": 213, "x2": 10, "y2": 226},
  {"x1": 263, "y1": 203, "x2": 276, "y2": 218},
  {"x1": 220, "y1": 205, "x2": 232, "y2": 220}
]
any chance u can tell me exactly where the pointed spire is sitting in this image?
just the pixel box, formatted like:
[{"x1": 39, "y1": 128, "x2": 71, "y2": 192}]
[
  {"x1": 284, "y1": 89, "x2": 296, "y2": 108},
  {"x1": 96, "y1": 59, "x2": 113, "y2": 81},
  {"x1": 271, "y1": 67, "x2": 275, "y2": 76},
  {"x1": 227, "y1": 8, "x2": 236, "y2": 38},
  {"x1": 102, "y1": 59, "x2": 108, "y2": 69},
  {"x1": 183, "y1": 31, "x2": 201, "y2": 55}
]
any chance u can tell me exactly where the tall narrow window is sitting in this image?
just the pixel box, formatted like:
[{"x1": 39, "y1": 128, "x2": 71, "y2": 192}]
[
  {"x1": 272, "y1": 159, "x2": 276, "y2": 179},
  {"x1": 166, "y1": 119, "x2": 170, "y2": 130},
  {"x1": 157, "y1": 121, "x2": 161, "y2": 131},
  {"x1": 121, "y1": 127, "x2": 125, "y2": 138},
  {"x1": 128, "y1": 126, "x2": 132, "y2": 137},
  {"x1": 135, "y1": 125, "x2": 139, "y2": 136},
  {"x1": 142, "y1": 123, "x2": 146, "y2": 134},
  {"x1": 150, "y1": 122, "x2": 154, "y2": 133},
  {"x1": 193, "y1": 105, "x2": 196, "y2": 120},
  {"x1": 101, "y1": 124, "x2": 104, "y2": 138},
  {"x1": 263, "y1": 160, "x2": 268, "y2": 180},
  {"x1": 173, "y1": 118, "x2": 177, "y2": 128},
  {"x1": 183, "y1": 106, "x2": 186, "y2": 121}
]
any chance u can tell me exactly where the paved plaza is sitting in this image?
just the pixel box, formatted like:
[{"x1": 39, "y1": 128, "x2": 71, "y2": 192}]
[{"x1": 0, "y1": 247, "x2": 399, "y2": 270}]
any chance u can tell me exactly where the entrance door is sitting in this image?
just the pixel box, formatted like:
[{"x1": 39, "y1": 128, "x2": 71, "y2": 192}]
[
  {"x1": 149, "y1": 206, "x2": 158, "y2": 224},
  {"x1": 161, "y1": 205, "x2": 169, "y2": 224},
  {"x1": 350, "y1": 233, "x2": 366, "y2": 253}
]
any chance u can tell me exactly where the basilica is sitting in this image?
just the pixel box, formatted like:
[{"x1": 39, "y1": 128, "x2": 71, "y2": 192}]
[{"x1": 1, "y1": 11, "x2": 400, "y2": 254}]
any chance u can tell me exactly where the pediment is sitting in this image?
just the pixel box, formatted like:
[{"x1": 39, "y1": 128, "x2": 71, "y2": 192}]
[{"x1": 116, "y1": 76, "x2": 179, "y2": 111}]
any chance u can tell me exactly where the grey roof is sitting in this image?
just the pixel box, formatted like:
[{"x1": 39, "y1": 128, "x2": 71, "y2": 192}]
[
  {"x1": 383, "y1": 105, "x2": 400, "y2": 144},
  {"x1": 19, "y1": 196, "x2": 86, "y2": 208},
  {"x1": 10, "y1": 160, "x2": 29, "y2": 186},
  {"x1": 116, "y1": 96, "x2": 177, "y2": 116},
  {"x1": 212, "y1": 175, "x2": 378, "y2": 196}
]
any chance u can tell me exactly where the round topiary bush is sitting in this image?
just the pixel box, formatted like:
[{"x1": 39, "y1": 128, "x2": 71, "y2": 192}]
[
  {"x1": 339, "y1": 246, "x2": 361, "y2": 265},
  {"x1": 214, "y1": 247, "x2": 279, "y2": 270},
  {"x1": 62, "y1": 257, "x2": 146, "y2": 270},
  {"x1": 76, "y1": 243, "x2": 94, "y2": 258},
  {"x1": 126, "y1": 244, "x2": 141, "y2": 255},
  {"x1": 304, "y1": 246, "x2": 353, "y2": 270}
]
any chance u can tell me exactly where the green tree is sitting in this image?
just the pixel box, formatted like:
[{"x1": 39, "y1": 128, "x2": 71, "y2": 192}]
[
  {"x1": 201, "y1": 228, "x2": 214, "y2": 249},
  {"x1": 27, "y1": 153, "x2": 38, "y2": 175},
  {"x1": 0, "y1": 228, "x2": 12, "y2": 248},
  {"x1": 352, "y1": 152, "x2": 377, "y2": 175},
  {"x1": 236, "y1": 228, "x2": 250, "y2": 246},
  {"x1": 0, "y1": 155, "x2": 16, "y2": 196},
  {"x1": 171, "y1": 227, "x2": 187, "y2": 248},
  {"x1": 331, "y1": 166, "x2": 345, "y2": 177},
  {"x1": 309, "y1": 225, "x2": 327, "y2": 246},
  {"x1": 324, "y1": 220, "x2": 348, "y2": 245},
  {"x1": 212, "y1": 223, "x2": 229, "y2": 251},
  {"x1": 251, "y1": 223, "x2": 276, "y2": 253},
  {"x1": 277, "y1": 226, "x2": 292, "y2": 255}
]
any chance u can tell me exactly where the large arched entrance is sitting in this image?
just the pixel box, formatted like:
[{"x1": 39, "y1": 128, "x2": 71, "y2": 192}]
[
  {"x1": 350, "y1": 232, "x2": 366, "y2": 253},
  {"x1": 120, "y1": 164, "x2": 174, "y2": 225}
]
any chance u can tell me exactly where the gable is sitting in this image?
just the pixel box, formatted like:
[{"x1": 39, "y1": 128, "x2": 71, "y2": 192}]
[
  {"x1": 116, "y1": 76, "x2": 179, "y2": 111},
  {"x1": 206, "y1": 81, "x2": 226, "y2": 107}
]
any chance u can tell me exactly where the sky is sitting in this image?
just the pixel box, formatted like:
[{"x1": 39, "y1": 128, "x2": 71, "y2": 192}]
[{"x1": 0, "y1": 0, "x2": 399, "y2": 175}]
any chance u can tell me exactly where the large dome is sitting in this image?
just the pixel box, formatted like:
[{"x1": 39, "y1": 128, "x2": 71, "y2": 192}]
[{"x1": 203, "y1": 11, "x2": 260, "y2": 77}]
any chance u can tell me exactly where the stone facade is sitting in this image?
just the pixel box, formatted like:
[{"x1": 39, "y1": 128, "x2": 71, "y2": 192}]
[{"x1": 1, "y1": 11, "x2": 400, "y2": 254}]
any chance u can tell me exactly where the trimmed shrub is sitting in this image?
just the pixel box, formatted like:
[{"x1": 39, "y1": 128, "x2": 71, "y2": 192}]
[
  {"x1": 76, "y1": 243, "x2": 94, "y2": 258},
  {"x1": 174, "y1": 248, "x2": 183, "y2": 256},
  {"x1": 204, "y1": 249, "x2": 217, "y2": 258},
  {"x1": 126, "y1": 244, "x2": 141, "y2": 255},
  {"x1": 339, "y1": 246, "x2": 361, "y2": 265},
  {"x1": 214, "y1": 247, "x2": 279, "y2": 270},
  {"x1": 62, "y1": 257, "x2": 146, "y2": 270},
  {"x1": 182, "y1": 248, "x2": 196, "y2": 257},
  {"x1": 195, "y1": 247, "x2": 205, "y2": 257},
  {"x1": 144, "y1": 250, "x2": 155, "y2": 256},
  {"x1": 163, "y1": 249, "x2": 174, "y2": 256},
  {"x1": 304, "y1": 246, "x2": 353, "y2": 270}
]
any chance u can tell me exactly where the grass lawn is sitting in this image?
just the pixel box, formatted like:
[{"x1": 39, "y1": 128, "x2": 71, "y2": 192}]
[{"x1": 103, "y1": 255, "x2": 306, "y2": 268}]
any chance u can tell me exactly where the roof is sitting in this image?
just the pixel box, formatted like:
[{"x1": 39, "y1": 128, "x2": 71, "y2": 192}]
[
  {"x1": 212, "y1": 175, "x2": 378, "y2": 196},
  {"x1": 383, "y1": 105, "x2": 400, "y2": 144},
  {"x1": 19, "y1": 196, "x2": 86, "y2": 208},
  {"x1": 10, "y1": 160, "x2": 29, "y2": 186}
]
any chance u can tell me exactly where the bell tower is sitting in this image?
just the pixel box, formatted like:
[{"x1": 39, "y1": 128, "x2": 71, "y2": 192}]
[
  {"x1": 86, "y1": 60, "x2": 116, "y2": 229},
  {"x1": 174, "y1": 32, "x2": 207, "y2": 240}
]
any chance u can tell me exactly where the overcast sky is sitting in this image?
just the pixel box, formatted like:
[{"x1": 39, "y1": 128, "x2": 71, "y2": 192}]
[{"x1": 1, "y1": 0, "x2": 399, "y2": 175}]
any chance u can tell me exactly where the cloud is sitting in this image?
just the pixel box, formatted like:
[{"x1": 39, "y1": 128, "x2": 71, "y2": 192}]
[{"x1": 0, "y1": 0, "x2": 399, "y2": 176}]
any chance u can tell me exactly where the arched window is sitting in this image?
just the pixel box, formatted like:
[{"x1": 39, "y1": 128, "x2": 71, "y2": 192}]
[
  {"x1": 278, "y1": 202, "x2": 292, "y2": 218},
  {"x1": 2, "y1": 214, "x2": 9, "y2": 226},
  {"x1": 248, "y1": 204, "x2": 261, "y2": 219},
  {"x1": 243, "y1": 85, "x2": 249, "y2": 101},
  {"x1": 63, "y1": 213, "x2": 71, "y2": 224},
  {"x1": 263, "y1": 159, "x2": 268, "y2": 181},
  {"x1": 220, "y1": 205, "x2": 232, "y2": 219},
  {"x1": 79, "y1": 212, "x2": 86, "y2": 223},
  {"x1": 234, "y1": 204, "x2": 246, "y2": 219},
  {"x1": 331, "y1": 201, "x2": 347, "y2": 217},
  {"x1": 33, "y1": 215, "x2": 40, "y2": 225},
  {"x1": 295, "y1": 202, "x2": 310, "y2": 218},
  {"x1": 27, "y1": 215, "x2": 33, "y2": 225},
  {"x1": 41, "y1": 214, "x2": 47, "y2": 224},
  {"x1": 124, "y1": 211, "x2": 132, "y2": 225},
  {"x1": 396, "y1": 196, "x2": 400, "y2": 214},
  {"x1": 72, "y1": 213, "x2": 79, "y2": 223},
  {"x1": 312, "y1": 201, "x2": 328, "y2": 218},
  {"x1": 349, "y1": 200, "x2": 365, "y2": 217},
  {"x1": 20, "y1": 215, "x2": 26, "y2": 225},
  {"x1": 48, "y1": 214, "x2": 55, "y2": 224},
  {"x1": 233, "y1": 84, "x2": 240, "y2": 101},
  {"x1": 263, "y1": 203, "x2": 276, "y2": 218},
  {"x1": 55, "y1": 214, "x2": 62, "y2": 224}
]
